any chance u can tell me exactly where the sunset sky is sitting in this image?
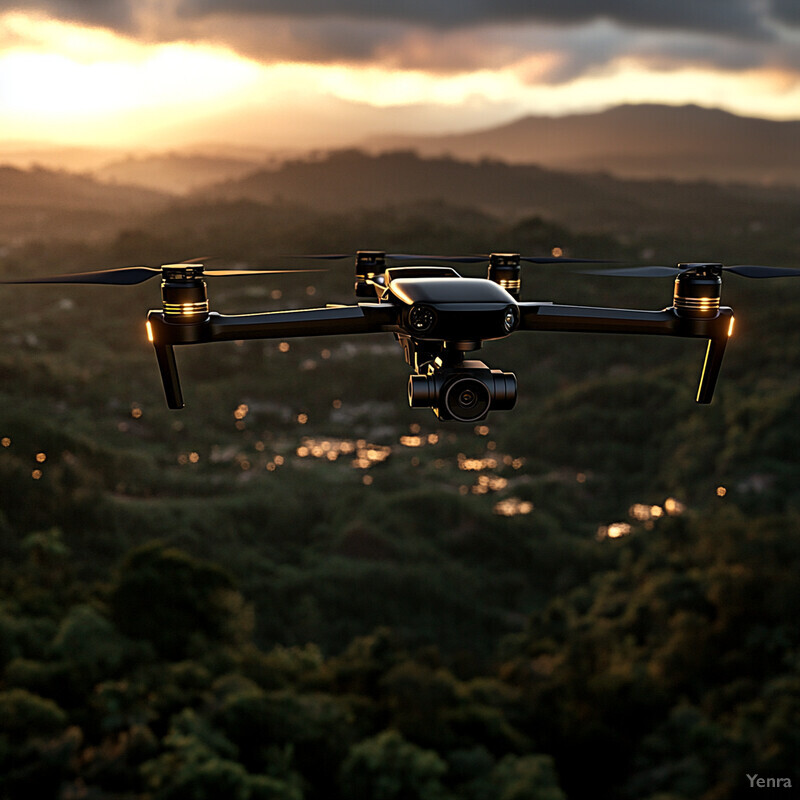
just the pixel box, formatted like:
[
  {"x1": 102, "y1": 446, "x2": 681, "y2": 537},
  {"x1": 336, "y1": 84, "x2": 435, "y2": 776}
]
[{"x1": 1, "y1": 1, "x2": 800, "y2": 149}]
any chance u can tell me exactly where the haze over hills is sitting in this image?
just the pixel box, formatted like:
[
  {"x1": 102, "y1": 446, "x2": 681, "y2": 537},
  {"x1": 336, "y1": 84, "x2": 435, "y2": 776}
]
[
  {"x1": 2, "y1": 103, "x2": 799, "y2": 193},
  {"x1": 0, "y1": 164, "x2": 169, "y2": 242},
  {"x1": 206, "y1": 149, "x2": 800, "y2": 238},
  {"x1": 94, "y1": 154, "x2": 266, "y2": 195},
  {"x1": 366, "y1": 104, "x2": 800, "y2": 186}
]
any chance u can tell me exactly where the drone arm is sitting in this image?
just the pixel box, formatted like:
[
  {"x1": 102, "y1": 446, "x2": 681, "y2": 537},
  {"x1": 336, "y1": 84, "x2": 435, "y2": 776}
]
[
  {"x1": 518, "y1": 303, "x2": 734, "y2": 403},
  {"x1": 696, "y1": 335, "x2": 728, "y2": 404},
  {"x1": 518, "y1": 303, "x2": 679, "y2": 335},
  {"x1": 146, "y1": 304, "x2": 399, "y2": 409},
  {"x1": 206, "y1": 303, "x2": 398, "y2": 343},
  {"x1": 152, "y1": 342, "x2": 184, "y2": 409}
]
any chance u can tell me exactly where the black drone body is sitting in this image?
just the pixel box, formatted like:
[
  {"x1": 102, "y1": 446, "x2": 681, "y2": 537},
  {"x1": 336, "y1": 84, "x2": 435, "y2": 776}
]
[
  {"x1": 8, "y1": 250, "x2": 796, "y2": 422},
  {"x1": 141, "y1": 252, "x2": 737, "y2": 423}
]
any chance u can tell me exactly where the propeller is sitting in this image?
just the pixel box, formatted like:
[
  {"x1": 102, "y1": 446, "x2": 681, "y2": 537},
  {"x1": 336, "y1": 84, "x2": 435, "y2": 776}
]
[
  {"x1": 386, "y1": 253, "x2": 615, "y2": 265},
  {"x1": 580, "y1": 263, "x2": 800, "y2": 279},
  {"x1": 0, "y1": 263, "x2": 326, "y2": 287},
  {"x1": 0, "y1": 251, "x2": 614, "y2": 287},
  {"x1": 282, "y1": 252, "x2": 614, "y2": 265}
]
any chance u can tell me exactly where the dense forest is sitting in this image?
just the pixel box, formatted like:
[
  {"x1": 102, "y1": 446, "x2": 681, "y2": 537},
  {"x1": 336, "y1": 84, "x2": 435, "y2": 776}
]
[{"x1": 0, "y1": 159, "x2": 799, "y2": 798}]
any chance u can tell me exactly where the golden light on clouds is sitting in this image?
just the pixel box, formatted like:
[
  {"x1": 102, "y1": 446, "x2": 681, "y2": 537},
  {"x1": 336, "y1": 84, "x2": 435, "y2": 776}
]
[
  {"x1": 0, "y1": 12, "x2": 263, "y2": 143},
  {"x1": 1, "y1": 9, "x2": 799, "y2": 149}
]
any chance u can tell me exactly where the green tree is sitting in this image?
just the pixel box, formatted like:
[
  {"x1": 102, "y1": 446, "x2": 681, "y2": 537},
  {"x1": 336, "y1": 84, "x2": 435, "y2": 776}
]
[
  {"x1": 109, "y1": 541, "x2": 253, "y2": 660},
  {"x1": 339, "y1": 729, "x2": 449, "y2": 800}
]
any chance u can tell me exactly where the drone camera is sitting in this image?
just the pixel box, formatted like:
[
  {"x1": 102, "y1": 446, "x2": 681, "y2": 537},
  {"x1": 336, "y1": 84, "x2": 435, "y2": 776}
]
[
  {"x1": 408, "y1": 360, "x2": 517, "y2": 422},
  {"x1": 161, "y1": 265, "x2": 209, "y2": 322},
  {"x1": 408, "y1": 304, "x2": 437, "y2": 334},
  {"x1": 487, "y1": 253, "x2": 521, "y2": 299},
  {"x1": 673, "y1": 264, "x2": 722, "y2": 319}
]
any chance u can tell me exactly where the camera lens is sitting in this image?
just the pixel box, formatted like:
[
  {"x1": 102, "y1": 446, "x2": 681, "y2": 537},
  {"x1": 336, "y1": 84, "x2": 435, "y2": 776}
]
[
  {"x1": 408, "y1": 304, "x2": 437, "y2": 334},
  {"x1": 443, "y1": 376, "x2": 491, "y2": 422}
]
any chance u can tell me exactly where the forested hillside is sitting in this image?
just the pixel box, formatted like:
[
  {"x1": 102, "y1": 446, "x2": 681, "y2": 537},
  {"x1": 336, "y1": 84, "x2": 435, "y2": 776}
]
[{"x1": 0, "y1": 171, "x2": 798, "y2": 798}]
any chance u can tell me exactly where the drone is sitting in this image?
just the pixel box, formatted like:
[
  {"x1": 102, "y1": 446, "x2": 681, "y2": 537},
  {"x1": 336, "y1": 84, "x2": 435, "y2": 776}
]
[{"x1": 4, "y1": 252, "x2": 800, "y2": 422}]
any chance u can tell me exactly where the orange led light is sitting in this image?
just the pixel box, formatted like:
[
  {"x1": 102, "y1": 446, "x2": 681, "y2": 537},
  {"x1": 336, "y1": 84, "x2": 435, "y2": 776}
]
[
  {"x1": 146, "y1": 320, "x2": 154, "y2": 342},
  {"x1": 728, "y1": 316, "x2": 735, "y2": 337}
]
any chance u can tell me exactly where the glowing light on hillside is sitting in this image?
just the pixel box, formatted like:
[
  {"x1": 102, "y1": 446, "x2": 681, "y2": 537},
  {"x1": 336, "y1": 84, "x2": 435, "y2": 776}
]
[
  {"x1": 664, "y1": 497, "x2": 685, "y2": 515},
  {"x1": 494, "y1": 498, "x2": 534, "y2": 516},
  {"x1": 458, "y1": 454, "x2": 499, "y2": 471},
  {"x1": 295, "y1": 437, "x2": 389, "y2": 469},
  {"x1": 598, "y1": 522, "x2": 632, "y2": 540},
  {"x1": 629, "y1": 503, "x2": 664, "y2": 522},
  {"x1": 472, "y1": 475, "x2": 508, "y2": 494}
]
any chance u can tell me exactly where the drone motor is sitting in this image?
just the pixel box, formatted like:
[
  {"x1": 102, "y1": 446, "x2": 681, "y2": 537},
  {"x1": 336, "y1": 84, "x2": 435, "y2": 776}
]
[
  {"x1": 355, "y1": 250, "x2": 386, "y2": 297},
  {"x1": 673, "y1": 264, "x2": 722, "y2": 319},
  {"x1": 487, "y1": 253, "x2": 522, "y2": 299},
  {"x1": 160, "y1": 265, "x2": 209, "y2": 322}
]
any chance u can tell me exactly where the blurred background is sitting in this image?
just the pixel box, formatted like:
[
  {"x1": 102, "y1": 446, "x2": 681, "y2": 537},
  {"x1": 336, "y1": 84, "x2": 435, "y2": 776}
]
[{"x1": 1, "y1": 3, "x2": 800, "y2": 799}]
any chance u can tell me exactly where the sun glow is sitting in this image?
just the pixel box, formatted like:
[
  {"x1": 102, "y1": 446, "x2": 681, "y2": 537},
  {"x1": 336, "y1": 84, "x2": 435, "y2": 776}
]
[
  {"x1": 0, "y1": 12, "x2": 263, "y2": 143},
  {"x1": 2, "y1": 10, "x2": 800, "y2": 150}
]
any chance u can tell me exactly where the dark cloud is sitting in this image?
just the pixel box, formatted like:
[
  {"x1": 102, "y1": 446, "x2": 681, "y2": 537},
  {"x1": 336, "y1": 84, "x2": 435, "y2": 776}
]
[
  {"x1": 770, "y1": 0, "x2": 800, "y2": 26},
  {"x1": 0, "y1": 0, "x2": 776, "y2": 39},
  {"x1": 174, "y1": 0, "x2": 771, "y2": 37},
  {"x1": 0, "y1": 0, "x2": 134, "y2": 30},
  {"x1": 3, "y1": 0, "x2": 799, "y2": 84}
]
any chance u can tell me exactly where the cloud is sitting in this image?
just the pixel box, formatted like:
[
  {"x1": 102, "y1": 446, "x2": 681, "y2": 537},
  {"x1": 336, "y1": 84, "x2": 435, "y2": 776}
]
[
  {"x1": 174, "y1": 0, "x2": 769, "y2": 38},
  {"x1": 771, "y1": 0, "x2": 800, "y2": 26},
  {"x1": 0, "y1": 0, "x2": 134, "y2": 30},
  {"x1": 0, "y1": 0, "x2": 782, "y2": 39},
  {"x1": 3, "y1": 0, "x2": 800, "y2": 86}
]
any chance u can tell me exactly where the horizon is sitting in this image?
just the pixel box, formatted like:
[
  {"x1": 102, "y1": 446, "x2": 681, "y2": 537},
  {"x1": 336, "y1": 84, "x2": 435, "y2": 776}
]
[
  {"x1": 1, "y1": 101, "x2": 798, "y2": 162},
  {"x1": 2, "y1": 3, "x2": 800, "y2": 151}
]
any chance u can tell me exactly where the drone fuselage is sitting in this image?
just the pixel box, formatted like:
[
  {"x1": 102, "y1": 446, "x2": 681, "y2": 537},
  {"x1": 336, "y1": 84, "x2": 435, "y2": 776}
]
[
  {"x1": 386, "y1": 274, "x2": 519, "y2": 344},
  {"x1": 144, "y1": 260, "x2": 734, "y2": 419}
]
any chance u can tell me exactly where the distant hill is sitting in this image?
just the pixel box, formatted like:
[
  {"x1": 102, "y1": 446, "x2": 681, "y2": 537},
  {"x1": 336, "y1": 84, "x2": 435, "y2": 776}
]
[
  {"x1": 0, "y1": 142, "x2": 125, "y2": 172},
  {"x1": 204, "y1": 149, "x2": 800, "y2": 237},
  {"x1": 0, "y1": 165, "x2": 168, "y2": 242},
  {"x1": 366, "y1": 104, "x2": 800, "y2": 186},
  {"x1": 94, "y1": 154, "x2": 266, "y2": 195}
]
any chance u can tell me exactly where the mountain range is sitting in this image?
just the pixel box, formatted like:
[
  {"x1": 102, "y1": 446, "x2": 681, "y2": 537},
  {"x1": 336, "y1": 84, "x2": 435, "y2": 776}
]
[
  {"x1": 207, "y1": 149, "x2": 800, "y2": 238},
  {"x1": 366, "y1": 104, "x2": 800, "y2": 186},
  {"x1": 1, "y1": 104, "x2": 799, "y2": 194}
]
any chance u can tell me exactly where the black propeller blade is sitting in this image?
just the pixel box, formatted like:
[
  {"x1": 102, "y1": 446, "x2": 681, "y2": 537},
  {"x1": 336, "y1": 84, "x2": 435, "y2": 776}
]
[
  {"x1": 0, "y1": 266, "x2": 161, "y2": 286},
  {"x1": 385, "y1": 253, "x2": 614, "y2": 265},
  {"x1": 580, "y1": 263, "x2": 800, "y2": 279},
  {"x1": 723, "y1": 265, "x2": 800, "y2": 278},
  {"x1": 0, "y1": 265, "x2": 325, "y2": 286}
]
